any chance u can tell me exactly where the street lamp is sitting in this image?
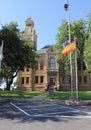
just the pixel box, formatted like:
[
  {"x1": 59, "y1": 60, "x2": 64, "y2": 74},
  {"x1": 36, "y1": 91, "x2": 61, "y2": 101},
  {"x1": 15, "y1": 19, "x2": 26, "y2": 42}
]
[{"x1": 64, "y1": 0, "x2": 73, "y2": 98}]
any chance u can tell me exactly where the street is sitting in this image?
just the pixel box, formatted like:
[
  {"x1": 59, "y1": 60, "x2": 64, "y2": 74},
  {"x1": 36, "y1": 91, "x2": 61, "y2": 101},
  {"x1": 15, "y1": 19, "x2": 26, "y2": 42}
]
[{"x1": 0, "y1": 100, "x2": 91, "y2": 130}]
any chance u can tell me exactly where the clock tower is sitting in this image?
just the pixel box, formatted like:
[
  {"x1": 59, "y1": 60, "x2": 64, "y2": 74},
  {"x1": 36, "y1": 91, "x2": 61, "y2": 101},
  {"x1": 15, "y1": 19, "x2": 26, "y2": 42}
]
[
  {"x1": 21, "y1": 17, "x2": 37, "y2": 50},
  {"x1": 17, "y1": 17, "x2": 37, "y2": 91}
]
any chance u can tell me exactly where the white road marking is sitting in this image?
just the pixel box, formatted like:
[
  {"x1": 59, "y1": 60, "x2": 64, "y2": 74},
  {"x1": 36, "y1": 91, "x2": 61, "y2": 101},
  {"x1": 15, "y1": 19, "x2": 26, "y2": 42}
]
[
  {"x1": 10, "y1": 102, "x2": 91, "y2": 119},
  {"x1": 58, "y1": 105, "x2": 91, "y2": 114},
  {"x1": 29, "y1": 109, "x2": 88, "y2": 117},
  {"x1": 32, "y1": 114, "x2": 91, "y2": 119},
  {"x1": 10, "y1": 102, "x2": 30, "y2": 117}
]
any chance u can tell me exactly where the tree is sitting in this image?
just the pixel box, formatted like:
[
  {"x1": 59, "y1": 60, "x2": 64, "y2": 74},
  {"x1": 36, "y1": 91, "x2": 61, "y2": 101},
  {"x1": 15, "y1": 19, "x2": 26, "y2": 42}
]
[
  {"x1": 0, "y1": 22, "x2": 37, "y2": 91},
  {"x1": 54, "y1": 20, "x2": 70, "y2": 73},
  {"x1": 84, "y1": 10, "x2": 91, "y2": 73},
  {"x1": 53, "y1": 20, "x2": 70, "y2": 89},
  {"x1": 54, "y1": 19, "x2": 87, "y2": 88}
]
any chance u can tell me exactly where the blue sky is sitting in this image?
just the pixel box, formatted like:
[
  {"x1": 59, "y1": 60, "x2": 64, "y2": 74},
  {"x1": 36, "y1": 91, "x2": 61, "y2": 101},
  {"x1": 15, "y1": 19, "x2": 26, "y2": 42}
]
[{"x1": 0, "y1": 0, "x2": 91, "y2": 50}]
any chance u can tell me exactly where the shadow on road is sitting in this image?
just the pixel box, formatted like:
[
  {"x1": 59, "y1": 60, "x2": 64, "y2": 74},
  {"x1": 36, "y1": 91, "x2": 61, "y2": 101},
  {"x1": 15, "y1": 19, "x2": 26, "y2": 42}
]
[{"x1": 0, "y1": 100, "x2": 89, "y2": 124}]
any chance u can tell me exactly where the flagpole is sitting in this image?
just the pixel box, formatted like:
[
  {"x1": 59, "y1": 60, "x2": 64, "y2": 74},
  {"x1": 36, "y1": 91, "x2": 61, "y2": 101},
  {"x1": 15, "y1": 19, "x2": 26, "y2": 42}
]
[
  {"x1": 64, "y1": 0, "x2": 73, "y2": 98},
  {"x1": 75, "y1": 38, "x2": 78, "y2": 99},
  {"x1": 0, "y1": 40, "x2": 4, "y2": 69}
]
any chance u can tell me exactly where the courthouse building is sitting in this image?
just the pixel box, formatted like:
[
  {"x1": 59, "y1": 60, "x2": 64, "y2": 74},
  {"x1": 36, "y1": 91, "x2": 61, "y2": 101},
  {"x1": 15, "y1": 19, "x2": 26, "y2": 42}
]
[{"x1": 17, "y1": 17, "x2": 91, "y2": 91}]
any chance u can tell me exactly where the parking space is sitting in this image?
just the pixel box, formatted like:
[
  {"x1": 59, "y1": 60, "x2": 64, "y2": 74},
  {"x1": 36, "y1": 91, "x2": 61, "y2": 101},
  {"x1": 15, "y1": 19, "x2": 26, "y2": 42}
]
[
  {"x1": 0, "y1": 102, "x2": 26, "y2": 119},
  {"x1": 0, "y1": 99, "x2": 91, "y2": 120},
  {"x1": 0, "y1": 101, "x2": 91, "y2": 130},
  {"x1": 8, "y1": 100, "x2": 91, "y2": 118}
]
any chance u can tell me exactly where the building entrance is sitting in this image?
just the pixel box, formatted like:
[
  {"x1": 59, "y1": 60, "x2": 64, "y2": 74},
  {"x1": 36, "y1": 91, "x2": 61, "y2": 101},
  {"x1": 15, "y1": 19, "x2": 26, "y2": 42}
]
[{"x1": 50, "y1": 76, "x2": 55, "y2": 86}]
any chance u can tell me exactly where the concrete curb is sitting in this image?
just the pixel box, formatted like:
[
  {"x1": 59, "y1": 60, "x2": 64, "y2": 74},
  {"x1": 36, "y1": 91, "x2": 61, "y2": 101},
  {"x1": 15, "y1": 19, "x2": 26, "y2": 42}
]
[
  {"x1": 47, "y1": 99, "x2": 91, "y2": 106},
  {"x1": 0, "y1": 97, "x2": 91, "y2": 106},
  {"x1": 0, "y1": 97, "x2": 32, "y2": 103}
]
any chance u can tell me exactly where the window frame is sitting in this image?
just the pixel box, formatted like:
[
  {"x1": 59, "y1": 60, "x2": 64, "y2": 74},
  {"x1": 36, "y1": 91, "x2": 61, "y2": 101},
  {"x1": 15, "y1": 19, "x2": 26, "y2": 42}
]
[
  {"x1": 50, "y1": 57, "x2": 55, "y2": 69},
  {"x1": 21, "y1": 77, "x2": 24, "y2": 84}
]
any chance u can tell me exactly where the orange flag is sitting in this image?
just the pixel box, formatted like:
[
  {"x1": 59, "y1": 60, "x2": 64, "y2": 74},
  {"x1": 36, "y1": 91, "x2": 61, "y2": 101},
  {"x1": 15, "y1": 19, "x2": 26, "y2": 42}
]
[{"x1": 61, "y1": 41, "x2": 76, "y2": 55}]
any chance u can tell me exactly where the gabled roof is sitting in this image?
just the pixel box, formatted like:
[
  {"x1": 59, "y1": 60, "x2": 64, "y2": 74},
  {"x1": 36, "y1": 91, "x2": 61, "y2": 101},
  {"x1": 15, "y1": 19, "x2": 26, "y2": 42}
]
[{"x1": 37, "y1": 45, "x2": 52, "y2": 54}]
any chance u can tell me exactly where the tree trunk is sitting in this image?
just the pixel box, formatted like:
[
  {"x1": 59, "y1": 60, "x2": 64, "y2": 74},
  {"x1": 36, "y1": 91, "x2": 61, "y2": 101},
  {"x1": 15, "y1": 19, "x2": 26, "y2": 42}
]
[
  {"x1": 5, "y1": 72, "x2": 18, "y2": 91},
  {"x1": 5, "y1": 78, "x2": 13, "y2": 91}
]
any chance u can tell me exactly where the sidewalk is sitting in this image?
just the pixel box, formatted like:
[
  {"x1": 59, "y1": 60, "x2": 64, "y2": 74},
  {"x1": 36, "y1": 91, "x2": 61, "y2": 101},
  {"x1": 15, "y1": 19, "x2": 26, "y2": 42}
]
[
  {"x1": 0, "y1": 92, "x2": 49, "y2": 103},
  {"x1": 28, "y1": 92, "x2": 49, "y2": 101}
]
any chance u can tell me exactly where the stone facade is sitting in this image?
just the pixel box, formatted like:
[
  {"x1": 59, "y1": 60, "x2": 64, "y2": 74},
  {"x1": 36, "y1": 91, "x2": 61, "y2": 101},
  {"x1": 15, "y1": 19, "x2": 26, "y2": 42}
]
[
  {"x1": 21, "y1": 17, "x2": 37, "y2": 50},
  {"x1": 17, "y1": 17, "x2": 37, "y2": 90},
  {"x1": 17, "y1": 17, "x2": 91, "y2": 91},
  {"x1": 35, "y1": 45, "x2": 59, "y2": 91},
  {"x1": 17, "y1": 45, "x2": 59, "y2": 91}
]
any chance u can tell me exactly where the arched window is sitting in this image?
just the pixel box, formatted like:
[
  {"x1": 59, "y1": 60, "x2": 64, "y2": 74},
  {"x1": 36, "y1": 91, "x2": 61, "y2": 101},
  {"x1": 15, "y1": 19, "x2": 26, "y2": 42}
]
[{"x1": 50, "y1": 58, "x2": 55, "y2": 69}]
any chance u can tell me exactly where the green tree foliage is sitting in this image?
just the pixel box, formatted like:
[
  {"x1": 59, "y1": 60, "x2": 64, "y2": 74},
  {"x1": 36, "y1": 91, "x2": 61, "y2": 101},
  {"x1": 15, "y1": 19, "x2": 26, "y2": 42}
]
[
  {"x1": 84, "y1": 10, "x2": 91, "y2": 72},
  {"x1": 71, "y1": 19, "x2": 87, "y2": 59},
  {"x1": 71, "y1": 19, "x2": 87, "y2": 71},
  {"x1": 54, "y1": 20, "x2": 70, "y2": 76},
  {"x1": 0, "y1": 22, "x2": 37, "y2": 90},
  {"x1": 54, "y1": 18, "x2": 87, "y2": 77}
]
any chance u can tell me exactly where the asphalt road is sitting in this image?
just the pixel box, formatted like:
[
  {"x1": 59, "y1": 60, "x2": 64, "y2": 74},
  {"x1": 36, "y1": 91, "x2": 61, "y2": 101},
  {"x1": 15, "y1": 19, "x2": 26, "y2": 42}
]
[{"x1": 0, "y1": 100, "x2": 91, "y2": 130}]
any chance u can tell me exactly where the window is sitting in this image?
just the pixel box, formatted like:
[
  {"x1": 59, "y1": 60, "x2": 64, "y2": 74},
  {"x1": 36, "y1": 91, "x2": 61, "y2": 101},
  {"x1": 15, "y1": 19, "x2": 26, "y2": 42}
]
[
  {"x1": 26, "y1": 77, "x2": 29, "y2": 83},
  {"x1": 78, "y1": 76, "x2": 82, "y2": 83},
  {"x1": 35, "y1": 76, "x2": 38, "y2": 84},
  {"x1": 83, "y1": 76, "x2": 87, "y2": 84},
  {"x1": 40, "y1": 60, "x2": 44, "y2": 70},
  {"x1": 26, "y1": 68, "x2": 29, "y2": 71},
  {"x1": 50, "y1": 58, "x2": 55, "y2": 69},
  {"x1": 62, "y1": 76, "x2": 66, "y2": 84},
  {"x1": 21, "y1": 77, "x2": 24, "y2": 84},
  {"x1": 67, "y1": 75, "x2": 71, "y2": 84},
  {"x1": 40, "y1": 76, "x2": 44, "y2": 83}
]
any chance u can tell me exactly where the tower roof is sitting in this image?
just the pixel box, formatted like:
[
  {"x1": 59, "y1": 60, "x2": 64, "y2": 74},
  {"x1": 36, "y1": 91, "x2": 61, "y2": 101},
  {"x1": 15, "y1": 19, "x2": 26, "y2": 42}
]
[{"x1": 25, "y1": 17, "x2": 34, "y2": 27}]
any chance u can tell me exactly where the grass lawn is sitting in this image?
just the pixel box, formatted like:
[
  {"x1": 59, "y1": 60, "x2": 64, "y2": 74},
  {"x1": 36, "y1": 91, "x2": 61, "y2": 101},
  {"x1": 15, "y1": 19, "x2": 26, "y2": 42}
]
[
  {"x1": 0, "y1": 90, "x2": 43, "y2": 98},
  {"x1": 47, "y1": 91, "x2": 91, "y2": 100},
  {"x1": 0, "y1": 90, "x2": 91, "y2": 100}
]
